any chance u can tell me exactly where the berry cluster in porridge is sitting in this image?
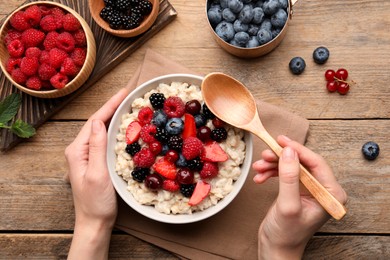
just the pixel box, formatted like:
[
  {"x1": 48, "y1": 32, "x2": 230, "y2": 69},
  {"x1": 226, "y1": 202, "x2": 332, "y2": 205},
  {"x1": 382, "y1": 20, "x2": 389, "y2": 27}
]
[{"x1": 115, "y1": 81, "x2": 246, "y2": 214}]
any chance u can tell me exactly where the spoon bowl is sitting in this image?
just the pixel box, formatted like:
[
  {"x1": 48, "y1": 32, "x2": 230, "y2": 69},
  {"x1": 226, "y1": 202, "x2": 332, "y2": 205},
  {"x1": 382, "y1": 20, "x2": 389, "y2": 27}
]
[{"x1": 201, "y1": 72, "x2": 347, "y2": 220}]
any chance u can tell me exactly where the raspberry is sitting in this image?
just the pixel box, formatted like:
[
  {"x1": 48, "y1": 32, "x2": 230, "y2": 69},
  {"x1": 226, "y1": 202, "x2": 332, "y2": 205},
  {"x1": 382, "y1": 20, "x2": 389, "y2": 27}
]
[
  {"x1": 163, "y1": 96, "x2": 185, "y2": 118},
  {"x1": 133, "y1": 148, "x2": 155, "y2": 168},
  {"x1": 7, "y1": 40, "x2": 24, "y2": 58},
  {"x1": 199, "y1": 162, "x2": 219, "y2": 179},
  {"x1": 49, "y1": 48, "x2": 68, "y2": 69},
  {"x1": 23, "y1": 5, "x2": 42, "y2": 27},
  {"x1": 70, "y1": 48, "x2": 86, "y2": 66},
  {"x1": 140, "y1": 124, "x2": 157, "y2": 143},
  {"x1": 40, "y1": 15, "x2": 57, "y2": 31},
  {"x1": 20, "y1": 57, "x2": 39, "y2": 76},
  {"x1": 21, "y1": 28, "x2": 45, "y2": 48},
  {"x1": 25, "y1": 47, "x2": 41, "y2": 58},
  {"x1": 5, "y1": 58, "x2": 21, "y2": 74},
  {"x1": 63, "y1": 13, "x2": 81, "y2": 31},
  {"x1": 4, "y1": 30, "x2": 21, "y2": 46},
  {"x1": 39, "y1": 5, "x2": 51, "y2": 16},
  {"x1": 10, "y1": 11, "x2": 31, "y2": 31},
  {"x1": 38, "y1": 63, "x2": 56, "y2": 81},
  {"x1": 60, "y1": 57, "x2": 80, "y2": 76},
  {"x1": 51, "y1": 7, "x2": 65, "y2": 29},
  {"x1": 72, "y1": 29, "x2": 87, "y2": 46},
  {"x1": 50, "y1": 73, "x2": 69, "y2": 89},
  {"x1": 26, "y1": 76, "x2": 42, "y2": 90},
  {"x1": 182, "y1": 137, "x2": 203, "y2": 160},
  {"x1": 11, "y1": 68, "x2": 27, "y2": 84},
  {"x1": 56, "y1": 32, "x2": 76, "y2": 53},
  {"x1": 43, "y1": 31, "x2": 59, "y2": 50},
  {"x1": 39, "y1": 50, "x2": 50, "y2": 64},
  {"x1": 138, "y1": 107, "x2": 154, "y2": 126},
  {"x1": 41, "y1": 80, "x2": 52, "y2": 89}
]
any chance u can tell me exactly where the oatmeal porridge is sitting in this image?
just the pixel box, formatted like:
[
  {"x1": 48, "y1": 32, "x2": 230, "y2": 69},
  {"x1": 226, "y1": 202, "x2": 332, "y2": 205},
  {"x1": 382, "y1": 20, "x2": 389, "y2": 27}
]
[{"x1": 114, "y1": 81, "x2": 246, "y2": 214}]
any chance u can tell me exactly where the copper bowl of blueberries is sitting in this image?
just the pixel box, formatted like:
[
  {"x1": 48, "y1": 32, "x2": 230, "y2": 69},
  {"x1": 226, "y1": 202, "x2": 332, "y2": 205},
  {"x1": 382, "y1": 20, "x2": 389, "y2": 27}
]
[
  {"x1": 89, "y1": 0, "x2": 159, "y2": 38},
  {"x1": 206, "y1": 0, "x2": 298, "y2": 58}
]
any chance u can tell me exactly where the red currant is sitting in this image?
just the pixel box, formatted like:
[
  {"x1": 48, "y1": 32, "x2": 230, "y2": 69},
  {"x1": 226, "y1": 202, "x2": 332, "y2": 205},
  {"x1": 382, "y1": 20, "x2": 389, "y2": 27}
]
[
  {"x1": 335, "y1": 68, "x2": 348, "y2": 80},
  {"x1": 337, "y1": 82, "x2": 350, "y2": 95},
  {"x1": 325, "y1": 69, "x2": 335, "y2": 81},
  {"x1": 145, "y1": 174, "x2": 163, "y2": 190},
  {"x1": 197, "y1": 126, "x2": 211, "y2": 142},
  {"x1": 212, "y1": 117, "x2": 224, "y2": 128},
  {"x1": 185, "y1": 100, "x2": 201, "y2": 115},
  {"x1": 176, "y1": 168, "x2": 194, "y2": 184},
  {"x1": 165, "y1": 150, "x2": 179, "y2": 163},
  {"x1": 326, "y1": 81, "x2": 339, "y2": 92},
  {"x1": 149, "y1": 141, "x2": 162, "y2": 155}
]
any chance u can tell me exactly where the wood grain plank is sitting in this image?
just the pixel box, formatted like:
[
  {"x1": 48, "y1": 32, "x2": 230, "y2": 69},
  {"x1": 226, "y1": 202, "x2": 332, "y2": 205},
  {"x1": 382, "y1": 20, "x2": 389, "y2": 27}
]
[
  {"x1": 0, "y1": 120, "x2": 389, "y2": 232},
  {"x1": 0, "y1": 234, "x2": 388, "y2": 259}
]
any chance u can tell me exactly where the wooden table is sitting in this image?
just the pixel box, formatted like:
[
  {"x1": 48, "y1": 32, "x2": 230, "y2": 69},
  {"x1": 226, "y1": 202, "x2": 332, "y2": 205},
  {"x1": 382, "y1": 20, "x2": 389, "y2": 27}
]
[{"x1": 1, "y1": 0, "x2": 389, "y2": 258}]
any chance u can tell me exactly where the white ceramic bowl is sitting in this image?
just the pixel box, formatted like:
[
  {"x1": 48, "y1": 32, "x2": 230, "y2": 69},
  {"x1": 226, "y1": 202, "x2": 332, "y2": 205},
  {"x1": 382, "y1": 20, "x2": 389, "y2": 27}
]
[{"x1": 107, "y1": 74, "x2": 253, "y2": 224}]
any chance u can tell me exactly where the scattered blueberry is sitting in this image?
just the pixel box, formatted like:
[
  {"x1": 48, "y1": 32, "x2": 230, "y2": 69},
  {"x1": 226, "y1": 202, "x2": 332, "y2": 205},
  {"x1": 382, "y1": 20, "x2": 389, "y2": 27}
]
[
  {"x1": 215, "y1": 21, "x2": 235, "y2": 41},
  {"x1": 313, "y1": 46, "x2": 330, "y2": 64},
  {"x1": 233, "y1": 19, "x2": 249, "y2": 32},
  {"x1": 165, "y1": 118, "x2": 184, "y2": 135},
  {"x1": 271, "y1": 8, "x2": 287, "y2": 28},
  {"x1": 257, "y1": 28, "x2": 272, "y2": 45},
  {"x1": 222, "y1": 8, "x2": 236, "y2": 22},
  {"x1": 228, "y1": 0, "x2": 244, "y2": 13},
  {"x1": 362, "y1": 141, "x2": 380, "y2": 160},
  {"x1": 263, "y1": 0, "x2": 281, "y2": 15},
  {"x1": 289, "y1": 57, "x2": 306, "y2": 75},
  {"x1": 252, "y1": 7, "x2": 265, "y2": 24},
  {"x1": 246, "y1": 36, "x2": 260, "y2": 48},
  {"x1": 238, "y1": 5, "x2": 254, "y2": 23},
  {"x1": 234, "y1": 31, "x2": 250, "y2": 45}
]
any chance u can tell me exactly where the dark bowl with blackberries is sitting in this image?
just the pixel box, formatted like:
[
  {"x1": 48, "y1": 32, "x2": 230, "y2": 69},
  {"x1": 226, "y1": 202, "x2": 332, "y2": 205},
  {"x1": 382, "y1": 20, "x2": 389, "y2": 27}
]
[
  {"x1": 206, "y1": 0, "x2": 295, "y2": 58},
  {"x1": 88, "y1": 0, "x2": 159, "y2": 38}
]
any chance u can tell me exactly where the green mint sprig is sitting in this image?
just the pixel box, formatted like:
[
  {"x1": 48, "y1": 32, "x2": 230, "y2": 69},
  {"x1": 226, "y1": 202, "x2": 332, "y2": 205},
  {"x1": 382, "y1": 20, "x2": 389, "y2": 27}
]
[{"x1": 0, "y1": 93, "x2": 36, "y2": 138}]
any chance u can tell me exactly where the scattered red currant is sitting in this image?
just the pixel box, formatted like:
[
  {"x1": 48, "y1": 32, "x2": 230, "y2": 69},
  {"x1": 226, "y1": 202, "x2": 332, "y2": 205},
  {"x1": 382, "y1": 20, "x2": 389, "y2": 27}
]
[
  {"x1": 337, "y1": 82, "x2": 350, "y2": 95},
  {"x1": 324, "y1": 68, "x2": 353, "y2": 95},
  {"x1": 335, "y1": 68, "x2": 348, "y2": 80},
  {"x1": 325, "y1": 69, "x2": 336, "y2": 81},
  {"x1": 326, "y1": 81, "x2": 339, "y2": 92}
]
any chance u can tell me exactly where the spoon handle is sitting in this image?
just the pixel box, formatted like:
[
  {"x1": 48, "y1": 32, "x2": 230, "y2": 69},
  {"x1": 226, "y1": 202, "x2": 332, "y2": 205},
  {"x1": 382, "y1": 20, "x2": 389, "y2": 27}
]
[{"x1": 256, "y1": 131, "x2": 347, "y2": 220}]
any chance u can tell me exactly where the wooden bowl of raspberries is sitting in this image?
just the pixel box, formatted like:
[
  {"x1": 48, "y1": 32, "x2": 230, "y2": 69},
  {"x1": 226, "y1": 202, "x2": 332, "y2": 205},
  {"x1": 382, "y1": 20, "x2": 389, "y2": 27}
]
[
  {"x1": 89, "y1": 0, "x2": 159, "y2": 38},
  {"x1": 0, "y1": 1, "x2": 96, "y2": 98}
]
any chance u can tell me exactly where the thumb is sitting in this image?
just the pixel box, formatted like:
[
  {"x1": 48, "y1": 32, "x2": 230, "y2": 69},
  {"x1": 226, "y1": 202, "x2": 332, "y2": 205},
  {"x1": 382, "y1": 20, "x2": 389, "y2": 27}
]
[
  {"x1": 87, "y1": 119, "x2": 108, "y2": 176},
  {"x1": 277, "y1": 146, "x2": 302, "y2": 215}
]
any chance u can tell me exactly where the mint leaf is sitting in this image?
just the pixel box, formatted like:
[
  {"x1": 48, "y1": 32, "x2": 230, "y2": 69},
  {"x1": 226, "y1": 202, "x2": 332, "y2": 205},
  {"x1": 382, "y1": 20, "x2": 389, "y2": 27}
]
[
  {"x1": 10, "y1": 119, "x2": 36, "y2": 138},
  {"x1": 0, "y1": 93, "x2": 21, "y2": 124}
]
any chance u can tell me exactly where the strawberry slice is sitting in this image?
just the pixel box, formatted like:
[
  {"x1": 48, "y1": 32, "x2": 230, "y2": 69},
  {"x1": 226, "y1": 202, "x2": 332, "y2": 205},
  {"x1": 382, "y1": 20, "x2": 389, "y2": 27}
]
[
  {"x1": 201, "y1": 141, "x2": 229, "y2": 162},
  {"x1": 188, "y1": 180, "x2": 211, "y2": 206},
  {"x1": 162, "y1": 179, "x2": 180, "y2": 192},
  {"x1": 125, "y1": 121, "x2": 142, "y2": 144},
  {"x1": 152, "y1": 158, "x2": 177, "y2": 180},
  {"x1": 182, "y1": 113, "x2": 197, "y2": 139}
]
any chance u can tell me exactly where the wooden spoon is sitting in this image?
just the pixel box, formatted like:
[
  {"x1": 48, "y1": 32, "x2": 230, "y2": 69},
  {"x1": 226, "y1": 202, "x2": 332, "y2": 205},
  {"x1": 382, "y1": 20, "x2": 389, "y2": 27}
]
[{"x1": 201, "y1": 72, "x2": 347, "y2": 220}]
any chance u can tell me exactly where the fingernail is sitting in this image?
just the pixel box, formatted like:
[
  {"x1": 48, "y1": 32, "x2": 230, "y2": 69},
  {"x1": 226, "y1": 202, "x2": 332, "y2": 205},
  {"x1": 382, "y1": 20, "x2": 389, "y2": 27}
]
[
  {"x1": 282, "y1": 147, "x2": 296, "y2": 160},
  {"x1": 252, "y1": 159, "x2": 264, "y2": 168},
  {"x1": 92, "y1": 119, "x2": 102, "y2": 134},
  {"x1": 281, "y1": 135, "x2": 292, "y2": 141}
]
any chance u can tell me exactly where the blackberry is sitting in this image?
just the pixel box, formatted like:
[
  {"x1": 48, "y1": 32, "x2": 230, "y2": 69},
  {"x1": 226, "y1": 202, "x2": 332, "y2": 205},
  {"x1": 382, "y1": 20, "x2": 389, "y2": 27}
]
[
  {"x1": 122, "y1": 15, "x2": 136, "y2": 30},
  {"x1": 139, "y1": 0, "x2": 153, "y2": 15},
  {"x1": 108, "y1": 11, "x2": 123, "y2": 29},
  {"x1": 186, "y1": 157, "x2": 203, "y2": 171},
  {"x1": 202, "y1": 104, "x2": 216, "y2": 119},
  {"x1": 211, "y1": 128, "x2": 228, "y2": 142},
  {"x1": 130, "y1": 12, "x2": 142, "y2": 27},
  {"x1": 168, "y1": 135, "x2": 183, "y2": 151},
  {"x1": 104, "y1": 0, "x2": 116, "y2": 7},
  {"x1": 149, "y1": 93, "x2": 166, "y2": 109},
  {"x1": 116, "y1": 0, "x2": 131, "y2": 11},
  {"x1": 131, "y1": 167, "x2": 150, "y2": 182},
  {"x1": 180, "y1": 183, "x2": 196, "y2": 198},
  {"x1": 100, "y1": 6, "x2": 114, "y2": 22},
  {"x1": 155, "y1": 127, "x2": 169, "y2": 143},
  {"x1": 125, "y1": 142, "x2": 141, "y2": 156}
]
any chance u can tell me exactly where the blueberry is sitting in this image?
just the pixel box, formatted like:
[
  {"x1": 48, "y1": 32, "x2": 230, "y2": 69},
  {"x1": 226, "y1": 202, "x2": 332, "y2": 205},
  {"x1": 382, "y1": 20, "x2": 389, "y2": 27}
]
[
  {"x1": 207, "y1": 7, "x2": 222, "y2": 26},
  {"x1": 233, "y1": 19, "x2": 249, "y2": 32},
  {"x1": 165, "y1": 118, "x2": 184, "y2": 135},
  {"x1": 263, "y1": 0, "x2": 281, "y2": 15},
  {"x1": 259, "y1": 18, "x2": 272, "y2": 31},
  {"x1": 278, "y1": 0, "x2": 288, "y2": 9},
  {"x1": 238, "y1": 5, "x2": 254, "y2": 23},
  {"x1": 252, "y1": 7, "x2": 265, "y2": 24},
  {"x1": 162, "y1": 144, "x2": 169, "y2": 155},
  {"x1": 242, "y1": 0, "x2": 252, "y2": 3},
  {"x1": 152, "y1": 110, "x2": 167, "y2": 127},
  {"x1": 257, "y1": 28, "x2": 272, "y2": 45},
  {"x1": 229, "y1": 38, "x2": 243, "y2": 47},
  {"x1": 271, "y1": 8, "x2": 287, "y2": 28},
  {"x1": 234, "y1": 31, "x2": 250, "y2": 45},
  {"x1": 194, "y1": 114, "x2": 207, "y2": 127},
  {"x1": 255, "y1": 0, "x2": 265, "y2": 8},
  {"x1": 222, "y1": 8, "x2": 236, "y2": 23},
  {"x1": 176, "y1": 153, "x2": 187, "y2": 167},
  {"x1": 248, "y1": 24, "x2": 260, "y2": 36},
  {"x1": 289, "y1": 57, "x2": 306, "y2": 75},
  {"x1": 362, "y1": 141, "x2": 380, "y2": 160},
  {"x1": 313, "y1": 46, "x2": 330, "y2": 64},
  {"x1": 246, "y1": 36, "x2": 260, "y2": 48},
  {"x1": 271, "y1": 27, "x2": 281, "y2": 38},
  {"x1": 215, "y1": 21, "x2": 235, "y2": 42},
  {"x1": 228, "y1": 0, "x2": 244, "y2": 13},
  {"x1": 220, "y1": 0, "x2": 229, "y2": 8}
]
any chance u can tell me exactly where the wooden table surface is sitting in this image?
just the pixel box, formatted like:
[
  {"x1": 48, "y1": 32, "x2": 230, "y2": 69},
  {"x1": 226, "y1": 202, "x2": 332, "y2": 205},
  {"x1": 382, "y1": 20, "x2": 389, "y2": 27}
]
[{"x1": 1, "y1": 0, "x2": 389, "y2": 259}]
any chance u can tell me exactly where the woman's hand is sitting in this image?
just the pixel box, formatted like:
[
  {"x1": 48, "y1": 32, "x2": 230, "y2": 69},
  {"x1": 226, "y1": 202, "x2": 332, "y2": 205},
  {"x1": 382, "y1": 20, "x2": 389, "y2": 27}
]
[
  {"x1": 66, "y1": 88, "x2": 129, "y2": 260},
  {"x1": 253, "y1": 135, "x2": 347, "y2": 259}
]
